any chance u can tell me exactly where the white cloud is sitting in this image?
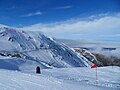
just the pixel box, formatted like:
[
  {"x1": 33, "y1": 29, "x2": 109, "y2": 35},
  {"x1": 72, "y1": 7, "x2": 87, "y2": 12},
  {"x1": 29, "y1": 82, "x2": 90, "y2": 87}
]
[
  {"x1": 21, "y1": 11, "x2": 42, "y2": 17},
  {"x1": 102, "y1": 34, "x2": 120, "y2": 37},
  {"x1": 114, "y1": 34, "x2": 120, "y2": 37},
  {"x1": 21, "y1": 13, "x2": 120, "y2": 40},
  {"x1": 52, "y1": 5, "x2": 72, "y2": 9},
  {"x1": 22, "y1": 13, "x2": 120, "y2": 32}
]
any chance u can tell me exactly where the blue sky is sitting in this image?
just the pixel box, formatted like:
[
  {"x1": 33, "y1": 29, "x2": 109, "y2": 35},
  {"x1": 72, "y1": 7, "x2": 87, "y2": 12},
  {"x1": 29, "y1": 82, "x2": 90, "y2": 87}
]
[{"x1": 0, "y1": 0, "x2": 120, "y2": 42}]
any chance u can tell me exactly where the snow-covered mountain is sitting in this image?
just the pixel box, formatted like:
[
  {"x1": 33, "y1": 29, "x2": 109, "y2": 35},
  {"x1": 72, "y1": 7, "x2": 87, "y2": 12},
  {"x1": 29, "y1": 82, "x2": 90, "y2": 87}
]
[
  {"x1": 0, "y1": 25, "x2": 120, "y2": 90},
  {"x1": 0, "y1": 25, "x2": 89, "y2": 71}
]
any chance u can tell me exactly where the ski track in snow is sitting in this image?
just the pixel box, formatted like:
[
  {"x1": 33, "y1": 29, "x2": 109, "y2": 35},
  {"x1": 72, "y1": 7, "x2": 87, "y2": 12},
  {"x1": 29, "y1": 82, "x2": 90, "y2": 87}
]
[
  {"x1": 42, "y1": 67, "x2": 120, "y2": 89},
  {"x1": 0, "y1": 66, "x2": 119, "y2": 90}
]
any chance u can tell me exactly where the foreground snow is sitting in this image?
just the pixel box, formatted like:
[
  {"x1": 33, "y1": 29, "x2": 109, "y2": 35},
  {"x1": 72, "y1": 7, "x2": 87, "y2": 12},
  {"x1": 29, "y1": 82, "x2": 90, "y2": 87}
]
[{"x1": 0, "y1": 66, "x2": 119, "y2": 90}]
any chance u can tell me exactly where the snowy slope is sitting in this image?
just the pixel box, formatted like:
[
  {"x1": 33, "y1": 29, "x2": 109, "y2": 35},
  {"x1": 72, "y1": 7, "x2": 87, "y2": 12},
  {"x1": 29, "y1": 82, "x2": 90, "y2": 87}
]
[
  {"x1": 0, "y1": 25, "x2": 119, "y2": 90},
  {"x1": 0, "y1": 25, "x2": 88, "y2": 71},
  {"x1": 0, "y1": 66, "x2": 119, "y2": 90}
]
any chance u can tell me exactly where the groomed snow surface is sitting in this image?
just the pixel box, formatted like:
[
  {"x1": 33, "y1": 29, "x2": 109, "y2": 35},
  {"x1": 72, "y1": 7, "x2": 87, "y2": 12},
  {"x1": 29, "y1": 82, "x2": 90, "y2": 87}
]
[{"x1": 0, "y1": 66, "x2": 120, "y2": 90}]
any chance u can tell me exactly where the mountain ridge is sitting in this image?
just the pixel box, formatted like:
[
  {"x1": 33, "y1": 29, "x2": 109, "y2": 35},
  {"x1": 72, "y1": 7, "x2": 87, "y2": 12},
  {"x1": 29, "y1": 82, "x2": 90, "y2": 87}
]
[{"x1": 0, "y1": 25, "x2": 89, "y2": 71}]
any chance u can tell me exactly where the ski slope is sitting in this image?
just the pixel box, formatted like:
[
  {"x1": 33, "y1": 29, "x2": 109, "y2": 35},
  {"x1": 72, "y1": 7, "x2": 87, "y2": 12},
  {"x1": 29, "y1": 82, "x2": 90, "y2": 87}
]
[{"x1": 0, "y1": 66, "x2": 119, "y2": 90}]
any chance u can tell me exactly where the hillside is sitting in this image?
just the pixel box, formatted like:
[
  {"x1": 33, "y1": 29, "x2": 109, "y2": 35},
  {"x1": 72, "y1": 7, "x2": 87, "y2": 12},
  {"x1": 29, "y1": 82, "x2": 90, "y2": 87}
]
[
  {"x1": 0, "y1": 26, "x2": 89, "y2": 71},
  {"x1": 56, "y1": 39, "x2": 120, "y2": 67}
]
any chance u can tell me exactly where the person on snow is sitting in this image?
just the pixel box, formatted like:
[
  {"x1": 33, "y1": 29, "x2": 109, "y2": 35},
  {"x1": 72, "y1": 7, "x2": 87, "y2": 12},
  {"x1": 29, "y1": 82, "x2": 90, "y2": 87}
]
[{"x1": 36, "y1": 66, "x2": 41, "y2": 74}]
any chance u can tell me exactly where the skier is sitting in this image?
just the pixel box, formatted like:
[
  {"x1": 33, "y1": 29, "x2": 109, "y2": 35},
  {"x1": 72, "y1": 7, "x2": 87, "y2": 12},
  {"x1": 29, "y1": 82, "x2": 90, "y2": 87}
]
[{"x1": 36, "y1": 66, "x2": 41, "y2": 74}]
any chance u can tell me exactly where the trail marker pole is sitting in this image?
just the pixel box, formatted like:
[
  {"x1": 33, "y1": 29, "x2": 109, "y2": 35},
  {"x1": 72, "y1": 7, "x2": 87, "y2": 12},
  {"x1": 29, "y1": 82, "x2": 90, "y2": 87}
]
[{"x1": 96, "y1": 67, "x2": 98, "y2": 86}]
